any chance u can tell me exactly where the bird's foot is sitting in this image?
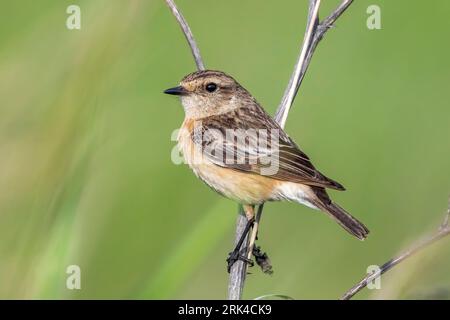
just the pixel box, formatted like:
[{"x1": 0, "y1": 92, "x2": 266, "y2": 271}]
[{"x1": 226, "y1": 248, "x2": 254, "y2": 273}]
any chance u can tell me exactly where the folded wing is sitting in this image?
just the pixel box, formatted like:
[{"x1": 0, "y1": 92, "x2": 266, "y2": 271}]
[{"x1": 192, "y1": 105, "x2": 344, "y2": 191}]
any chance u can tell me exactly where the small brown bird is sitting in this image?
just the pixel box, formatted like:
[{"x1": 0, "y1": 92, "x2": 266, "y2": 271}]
[{"x1": 164, "y1": 70, "x2": 369, "y2": 241}]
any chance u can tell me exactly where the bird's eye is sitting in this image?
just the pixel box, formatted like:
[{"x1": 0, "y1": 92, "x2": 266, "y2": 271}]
[{"x1": 205, "y1": 82, "x2": 217, "y2": 93}]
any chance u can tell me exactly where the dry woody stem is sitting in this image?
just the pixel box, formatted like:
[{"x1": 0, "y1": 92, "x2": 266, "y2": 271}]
[
  {"x1": 163, "y1": 0, "x2": 449, "y2": 301},
  {"x1": 341, "y1": 199, "x2": 450, "y2": 300},
  {"x1": 230, "y1": 0, "x2": 355, "y2": 300},
  {"x1": 165, "y1": 0, "x2": 205, "y2": 71}
]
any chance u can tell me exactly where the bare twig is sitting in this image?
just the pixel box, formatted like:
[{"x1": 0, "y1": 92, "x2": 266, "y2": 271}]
[
  {"x1": 165, "y1": 0, "x2": 205, "y2": 70},
  {"x1": 341, "y1": 199, "x2": 450, "y2": 300},
  {"x1": 274, "y1": 0, "x2": 353, "y2": 124},
  {"x1": 227, "y1": 206, "x2": 251, "y2": 300},
  {"x1": 246, "y1": 205, "x2": 264, "y2": 261}
]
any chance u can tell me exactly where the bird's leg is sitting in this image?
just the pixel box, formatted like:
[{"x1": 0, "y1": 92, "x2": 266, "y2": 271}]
[
  {"x1": 226, "y1": 205, "x2": 255, "y2": 272},
  {"x1": 246, "y1": 204, "x2": 263, "y2": 260}
]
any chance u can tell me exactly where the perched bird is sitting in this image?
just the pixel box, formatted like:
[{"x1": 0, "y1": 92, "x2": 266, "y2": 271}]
[{"x1": 164, "y1": 70, "x2": 369, "y2": 240}]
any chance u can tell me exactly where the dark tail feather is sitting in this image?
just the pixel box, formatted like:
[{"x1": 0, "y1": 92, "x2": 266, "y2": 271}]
[
  {"x1": 307, "y1": 186, "x2": 369, "y2": 240},
  {"x1": 323, "y1": 202, "x2": 369, "y2": 240}
]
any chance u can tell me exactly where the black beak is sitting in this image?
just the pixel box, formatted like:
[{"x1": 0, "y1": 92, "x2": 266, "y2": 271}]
[{"x1": 163, "y1": 86, "x2": 188, "y2": 96}]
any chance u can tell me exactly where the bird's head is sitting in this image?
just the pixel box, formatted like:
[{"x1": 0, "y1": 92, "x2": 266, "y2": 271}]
[{"x1": 164, "y1": 70, "x2": 251, "y2": 119}]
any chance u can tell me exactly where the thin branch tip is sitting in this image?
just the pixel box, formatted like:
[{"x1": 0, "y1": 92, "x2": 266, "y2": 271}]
[{"x1": 165, "y1": 0, "x2": 205, "y2": 70}]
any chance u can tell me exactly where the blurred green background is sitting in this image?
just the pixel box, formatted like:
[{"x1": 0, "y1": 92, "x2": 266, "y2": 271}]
[{"x1": 0, "y1": 0, "x2": 449, "y2": 299}]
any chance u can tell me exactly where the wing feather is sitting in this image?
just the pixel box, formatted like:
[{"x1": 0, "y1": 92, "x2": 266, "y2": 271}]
[{"x1": 192, "y1": 104, "x2": 344, "y2": 190}]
